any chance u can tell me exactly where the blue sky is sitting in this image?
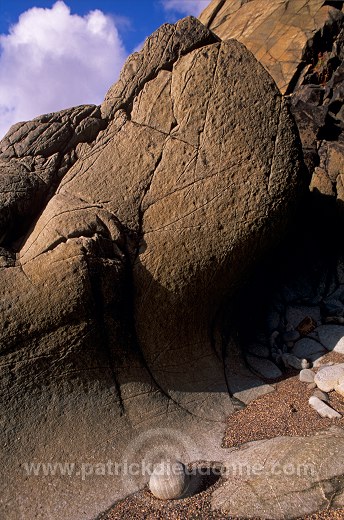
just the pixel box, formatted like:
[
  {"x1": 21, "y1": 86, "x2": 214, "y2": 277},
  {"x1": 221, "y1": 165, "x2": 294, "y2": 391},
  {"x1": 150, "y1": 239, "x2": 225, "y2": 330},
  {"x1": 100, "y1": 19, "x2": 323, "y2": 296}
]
[{"x1": 0, "y1": 0, "x2": 208, "y2": 137}]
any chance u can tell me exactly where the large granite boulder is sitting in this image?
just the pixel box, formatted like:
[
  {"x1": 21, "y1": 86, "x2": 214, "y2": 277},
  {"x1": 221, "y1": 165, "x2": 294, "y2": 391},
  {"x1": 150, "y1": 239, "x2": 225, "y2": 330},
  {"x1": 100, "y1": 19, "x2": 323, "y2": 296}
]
[
  {"x1": 200, "y1": 0, "x2": 344, "y2": 220},
  {"x1": 199, "y1": 0, "x2": 343, "y2": 94},
  {"x1": 0, "y1": 14, "x2": 309, "y2": 520}
]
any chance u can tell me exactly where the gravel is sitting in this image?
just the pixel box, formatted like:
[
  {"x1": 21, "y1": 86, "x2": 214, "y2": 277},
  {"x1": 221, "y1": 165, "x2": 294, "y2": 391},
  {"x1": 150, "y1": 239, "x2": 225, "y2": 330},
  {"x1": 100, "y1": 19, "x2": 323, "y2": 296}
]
[{"x1": 100, "y1": 367, "x2": 344, "y2": 520}]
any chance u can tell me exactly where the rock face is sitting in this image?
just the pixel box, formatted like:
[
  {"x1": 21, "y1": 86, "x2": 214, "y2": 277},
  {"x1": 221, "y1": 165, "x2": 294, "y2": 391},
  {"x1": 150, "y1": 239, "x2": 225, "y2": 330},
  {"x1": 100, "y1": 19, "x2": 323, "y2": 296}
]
[
  {"x1": 199, "y1": 0, "x2": 343, "y2": 94},
  {"x1": 212, "y1": 426, "x2": 344, "y2": 519},
  {"x1": 0, "y1": 16, "x2": 306, "y2": 520},
  {"x1": 200, "y1": 0, "x2": 344, "y2": 220}
]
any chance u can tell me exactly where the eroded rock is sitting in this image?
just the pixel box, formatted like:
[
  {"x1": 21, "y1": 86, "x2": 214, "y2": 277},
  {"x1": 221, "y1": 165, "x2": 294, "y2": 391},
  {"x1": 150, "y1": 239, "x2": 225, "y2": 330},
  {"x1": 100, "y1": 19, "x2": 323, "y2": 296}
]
[
  {"x1": 0, "y1": 16, "x2": 306, "y2": 520},
  {"x1": 212, "y1": 427, "x2": 344, "y2": 519}
]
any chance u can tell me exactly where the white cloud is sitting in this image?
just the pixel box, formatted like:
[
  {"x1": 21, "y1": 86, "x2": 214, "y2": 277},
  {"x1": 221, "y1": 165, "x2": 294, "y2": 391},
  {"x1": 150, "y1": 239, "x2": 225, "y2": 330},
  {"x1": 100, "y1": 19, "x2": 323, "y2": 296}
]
[
  {"x1": 0, "y1": 1, "x2": 127, "y2": 138},
  {"x1": 162, "y1": 0, "x2": 209, "y2": 17}
]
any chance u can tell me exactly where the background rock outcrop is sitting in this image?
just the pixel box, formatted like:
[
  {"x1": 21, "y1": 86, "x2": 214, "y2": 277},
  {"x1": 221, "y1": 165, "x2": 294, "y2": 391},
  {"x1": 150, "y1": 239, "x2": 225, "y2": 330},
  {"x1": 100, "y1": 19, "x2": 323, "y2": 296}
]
[
  {"x1": 200, "y1": 0, "x2": 344, "y2": 219},
  {"x1": 0, "y1": 16, "x2": 307, "y2": 520}
]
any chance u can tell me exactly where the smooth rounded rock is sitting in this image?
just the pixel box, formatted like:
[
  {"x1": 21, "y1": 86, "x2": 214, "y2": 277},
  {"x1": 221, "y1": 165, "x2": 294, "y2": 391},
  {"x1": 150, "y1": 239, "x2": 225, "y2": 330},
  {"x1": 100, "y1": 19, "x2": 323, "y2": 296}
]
[
  {"x1": 323, "y1": 299, "x2": 344, "y2": 317},
  {"x1": 299, "y1": 368, "x2": 315, "y2": 383},
  {"x1": 314, "y1": 364, "x2": 344, "y2": 392},
  {"x1": 312, "y1": 389, "x2": 329, "y2": 402},
  {"x1": 149, "y1": 461, "x2": 188, "y2": 500},
  {"x1": 316, "y1": 325, "x2": 344, "y2": 353},
  {"x1": 292, "y1": 338, "x2": 326, "y2": 360}
]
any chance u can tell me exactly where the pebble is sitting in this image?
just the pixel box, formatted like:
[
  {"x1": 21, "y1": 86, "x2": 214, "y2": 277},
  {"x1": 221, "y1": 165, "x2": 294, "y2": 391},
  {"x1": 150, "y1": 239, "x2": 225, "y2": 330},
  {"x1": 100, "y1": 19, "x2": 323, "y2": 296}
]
[
  {"x1": 314, "y1": 364, "x2": 344, "y2": 392},
  {"x1": 299, "y1": 368, "x2": 315, "y2": 383},
  {"x1": 149, "y1": 461, "x2": 188, "y2": 500},
  {"x1": 312, "y1": 389, "x2": 329, "y2": 402},
  {"x1": 308, "y1": 396, "x2": 342, "y2": 419},
  {"x1": 246, "y1": 356, "x2": 282, "y2": 380},
  {"x1": 316, "y1": 324, "x2": 344, "y2": 353},
  {"x1": 292, "y1": 338, "x2": 325, "y2": 360},
  {"x1": 282, "y1": 353, "x2": 309, "y2": 370}
]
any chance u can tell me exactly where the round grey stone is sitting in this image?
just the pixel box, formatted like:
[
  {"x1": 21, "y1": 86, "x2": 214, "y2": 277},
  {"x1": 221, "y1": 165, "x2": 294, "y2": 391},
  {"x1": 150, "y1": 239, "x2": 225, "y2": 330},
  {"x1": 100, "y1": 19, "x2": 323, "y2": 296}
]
[{"x1": 292, "y1": 338, "x2": 326, "y2": 359}]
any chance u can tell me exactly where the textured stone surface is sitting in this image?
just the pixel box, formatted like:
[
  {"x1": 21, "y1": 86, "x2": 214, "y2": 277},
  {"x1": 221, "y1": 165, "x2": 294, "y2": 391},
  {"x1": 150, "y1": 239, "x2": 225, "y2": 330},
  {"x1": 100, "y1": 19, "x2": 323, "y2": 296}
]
[
  {"x1": 0, "y1": 105, "x2": 106, "y2": 245},
  {"x1": 212, "y1": 427, "x2": 344, "y2": 519},
  {"x1": 200, "y1": 0, "x2": 344, "y2": 216},
  {"x1": 199, "y1": 0, "x2": 342, "y2": 93},
  {"x1": 0, "y1": 16, "x2": 306, "y2": 520}
]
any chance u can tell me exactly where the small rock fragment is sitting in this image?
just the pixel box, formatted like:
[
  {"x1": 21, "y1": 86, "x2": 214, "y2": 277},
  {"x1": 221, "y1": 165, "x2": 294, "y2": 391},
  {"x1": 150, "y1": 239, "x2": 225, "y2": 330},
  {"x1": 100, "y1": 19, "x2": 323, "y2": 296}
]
[
  {"x1": 312, "y1": 389, "x2": 329, "y2": 402},
  {"x1": 299, "y1": 368, "x2": 315, "y2": 383},
  {"x1": 325, "y1": 317, "x2": 344, "y2": 324},
  {"x1": 296, "y1": 316, "x2": 317, "y2": 336},
  {"x1": 308, "y1": 396, "x2": 341, "y2": 419},
  {"x1": 282, "y1": 353, "x2": 309, "y2": 370},
  {"x1": 269, "y1": 331, "x2": 280, "y2": 349}
]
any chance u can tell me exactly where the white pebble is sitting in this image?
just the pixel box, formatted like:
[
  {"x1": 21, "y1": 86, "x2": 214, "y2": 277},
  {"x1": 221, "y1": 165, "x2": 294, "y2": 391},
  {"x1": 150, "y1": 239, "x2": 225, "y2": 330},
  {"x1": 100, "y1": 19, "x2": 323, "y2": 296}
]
[
  {"x1": 308, "y1": 396, "x2": 341, "y2": 419},
  {"x1": 299, "y1": 368, "x2": 315, "y2": 383}
]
